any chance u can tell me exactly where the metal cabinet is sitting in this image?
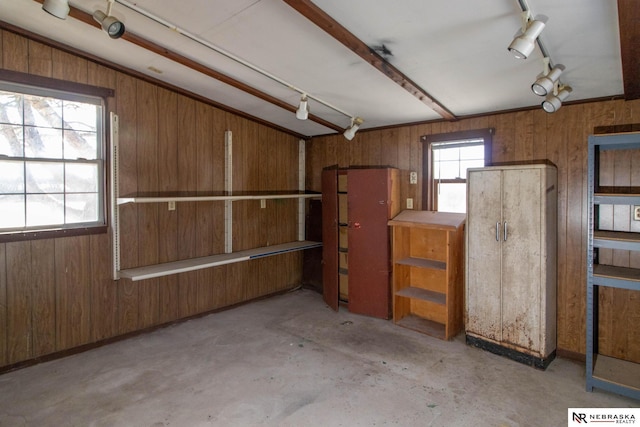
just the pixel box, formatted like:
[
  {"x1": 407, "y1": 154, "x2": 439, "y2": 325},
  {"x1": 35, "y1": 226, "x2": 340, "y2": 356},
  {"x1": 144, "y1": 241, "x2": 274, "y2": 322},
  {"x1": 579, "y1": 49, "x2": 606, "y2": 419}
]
[
  {"x1": 322, "y1": 167, "x2": 400, "y2": 319},
  {"x1": 586, "y1": 132, "x2": 640, "y2": 400},
  {"x1": 465, "y1": 164, "x2": 557, "y2": 369}
]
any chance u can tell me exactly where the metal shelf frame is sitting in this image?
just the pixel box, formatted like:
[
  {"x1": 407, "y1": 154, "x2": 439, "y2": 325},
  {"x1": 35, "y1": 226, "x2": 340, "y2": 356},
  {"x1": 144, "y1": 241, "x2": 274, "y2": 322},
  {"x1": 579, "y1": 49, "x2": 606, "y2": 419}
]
[{"x1": 586, "y1": 132, "x2": 640, "y2": 400}]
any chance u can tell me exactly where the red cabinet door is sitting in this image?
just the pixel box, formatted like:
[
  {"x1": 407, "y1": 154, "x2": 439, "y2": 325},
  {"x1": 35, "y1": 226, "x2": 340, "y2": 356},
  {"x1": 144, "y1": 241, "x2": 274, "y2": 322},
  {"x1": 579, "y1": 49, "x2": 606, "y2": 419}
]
[
  {"x1": 347, "y1": 168, "x2": 392, "y2": 319},
  {"x1": 321, "y1": 168, "x2": 339, "y2": 311}
]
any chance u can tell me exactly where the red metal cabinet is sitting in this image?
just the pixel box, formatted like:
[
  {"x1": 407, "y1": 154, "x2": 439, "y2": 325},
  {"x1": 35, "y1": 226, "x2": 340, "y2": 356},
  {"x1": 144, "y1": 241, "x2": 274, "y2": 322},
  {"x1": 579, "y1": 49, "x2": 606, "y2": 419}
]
[{"x1": 322, "y1": 167, "x2": 400, "y2": 319}]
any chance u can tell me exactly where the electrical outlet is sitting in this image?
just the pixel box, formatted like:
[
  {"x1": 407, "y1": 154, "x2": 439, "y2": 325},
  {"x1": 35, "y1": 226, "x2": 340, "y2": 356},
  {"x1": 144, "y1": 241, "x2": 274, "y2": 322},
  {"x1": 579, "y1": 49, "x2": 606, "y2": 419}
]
[
  {"x1": 406, "y1": 198, "x2": 414, "y2": 209},
  {"x1": 634, "y1": 206, "x2": 640, "y2": 221},
  {"x1": 168, "y1": 201, "x2": 176, "y2": 211}
]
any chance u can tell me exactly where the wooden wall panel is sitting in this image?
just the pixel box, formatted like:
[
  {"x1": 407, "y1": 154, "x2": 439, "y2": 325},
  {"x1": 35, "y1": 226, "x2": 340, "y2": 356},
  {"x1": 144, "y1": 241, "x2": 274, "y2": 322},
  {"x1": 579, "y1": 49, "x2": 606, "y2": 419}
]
[
  {"x1": 31, "y1": 239, "x2": 56, "y2": 357},
  {"x1": 136, "y1": 81, "x2": 160, "y2": 329},
  {"x1": 116, "y1": 73, "x2": 140, "y2": 335},
  {"x1": 0, "y1": 28, "x2": 305, "y2": 371},
  {"x1": 177, "y1": 96, "x2": 199, "y2": 318},
  {"x1": 307, "y1": 98, "x2": 640, "y2": 362},
  {"x1": 156, "y1": 88, "x2": 180, "y2": 324},
  {"x1": 0, "y1": 243, "x2": 6, "y2": 367},
  {"x1": 6, "y1": 242, "x2": 32, "y2": 364}
]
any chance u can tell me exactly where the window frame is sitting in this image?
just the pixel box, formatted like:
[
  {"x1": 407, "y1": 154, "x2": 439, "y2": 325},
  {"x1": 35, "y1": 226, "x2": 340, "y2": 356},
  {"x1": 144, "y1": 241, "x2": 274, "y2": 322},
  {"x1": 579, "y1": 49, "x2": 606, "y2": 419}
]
[
  {"x1": 0, "y1": 70, "x2": 113, "y2": 242},
  {"x1": 421, "y1": 128, "x2": 494, "y2": 211}
]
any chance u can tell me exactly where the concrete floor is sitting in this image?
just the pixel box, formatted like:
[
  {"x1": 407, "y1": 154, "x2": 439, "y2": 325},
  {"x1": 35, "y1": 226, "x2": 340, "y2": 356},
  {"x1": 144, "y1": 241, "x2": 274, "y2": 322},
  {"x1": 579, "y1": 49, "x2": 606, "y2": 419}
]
[{"x1": 0, "y1": 289, "x2": 636, "y2": 427}]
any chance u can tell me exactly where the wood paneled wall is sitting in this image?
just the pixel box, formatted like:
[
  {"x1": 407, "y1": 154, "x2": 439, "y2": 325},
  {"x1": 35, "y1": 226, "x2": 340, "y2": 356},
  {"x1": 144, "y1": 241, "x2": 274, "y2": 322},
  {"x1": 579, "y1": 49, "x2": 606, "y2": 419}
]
[
  {"x1": 307, "y1": 100, "x2": 640, "y2": 362},
  {"x1": 0, "y1": 30, "x2": 302, "y2": 369}
]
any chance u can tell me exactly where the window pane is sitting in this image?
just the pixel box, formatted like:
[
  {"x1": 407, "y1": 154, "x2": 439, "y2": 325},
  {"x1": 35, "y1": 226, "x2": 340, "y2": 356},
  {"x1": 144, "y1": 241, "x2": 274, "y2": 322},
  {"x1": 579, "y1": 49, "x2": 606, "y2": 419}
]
[
  {"x1": 26, "y1": 162, "x2": 64, "y2": 193},
  {"x1": 460, "y1": 145, "x2": 484, "y2": 160},
  {"x1": 438, "y1": 147, "x2": 460, "y2": 161},
  {"x1": 63, "y1": 101, "x2": 97, "y2": 132},
  {"x1": 436, "y1": 160, "x2": 461, "y2": 179},
  {"x1": 437, "y1": 183, "x2": 466, "y2": 213},
  {"x1": 0, "y1": 91, "x2": 23, "y2": 124},
  {"x1": 64, "y1": 130, "x2": 98, "y2": 159},
  {"x1": 66, "y1": 163, "x2": 98, "y2": 193},
  {"x1": 0, "y1": 124, "x2": 24, "y2": 156},
  {"x1": 0, "y1": 160, "x2": 25, "y2": 193},
  {"x1": 24, "y1": 126, "x2": 63, "y2": 158},
  {"x1": 26, "y1": 193, "x2": 64, "y2": 226},
  {"x1": 23, "y1": 95, "x2": 62, "y2": 128},
  {"x1": 66, "y1": 193, "x2": 99, "y2": 223},
  {"x1": 0, "y1": 195, "x2": 25, "y2": 227}
]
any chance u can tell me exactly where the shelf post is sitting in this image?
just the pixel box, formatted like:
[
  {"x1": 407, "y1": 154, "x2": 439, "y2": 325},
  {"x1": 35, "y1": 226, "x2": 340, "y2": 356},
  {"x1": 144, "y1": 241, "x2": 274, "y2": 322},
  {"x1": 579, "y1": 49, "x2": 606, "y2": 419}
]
[
  {"x1": 225, "y1": 130, "x2": 233, "y2": 254},
  {"x1": 110, "y1": 112, "x2": 121, "y2": 280}
]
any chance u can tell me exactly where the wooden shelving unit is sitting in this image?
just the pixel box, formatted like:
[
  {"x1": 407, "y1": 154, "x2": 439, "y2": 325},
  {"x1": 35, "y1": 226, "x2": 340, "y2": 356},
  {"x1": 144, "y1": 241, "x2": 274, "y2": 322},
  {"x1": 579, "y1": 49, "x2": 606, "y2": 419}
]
[
  {"x1": 388, "y1": 210, "x2": 465, "y2": 340},
  {"x1": 586, "y1": 132, "x2": 640, "y2": 400},
  {"x1": 110, "y1": 119, "x2": 322, "y2": 281}
]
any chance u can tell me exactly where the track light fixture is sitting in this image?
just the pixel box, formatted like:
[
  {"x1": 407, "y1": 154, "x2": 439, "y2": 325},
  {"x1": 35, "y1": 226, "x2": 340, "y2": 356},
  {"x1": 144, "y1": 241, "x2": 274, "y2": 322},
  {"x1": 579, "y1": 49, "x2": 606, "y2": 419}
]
[
  {"x1": 542, "y1": 86, "x2": 572, "y2": 113},
  {"x1": 343, "y1": 117, "x2": 364, "y2": 141},
  {"x1": 508, "y1": 14, "x2": 546, "y2": 59},
  {"x1": 296, "y1": 94, "x2": 309, "y2": 120},
  {"x1": 42, "y1": 0, "x2": 70, "y2": 19},
  {"x1": 93, "y1": 0, "x2": 125, "y2": 39},
  {"x1": 532, "y1": 64, "x2": 564, "y2": 96}
]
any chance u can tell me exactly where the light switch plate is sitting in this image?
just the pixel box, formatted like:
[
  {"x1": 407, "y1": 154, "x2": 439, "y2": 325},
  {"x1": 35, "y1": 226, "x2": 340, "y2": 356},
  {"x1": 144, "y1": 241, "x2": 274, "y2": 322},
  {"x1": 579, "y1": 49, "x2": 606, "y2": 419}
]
[
  {"x1": 634, "y1": 206, "x2": 640, "y2": 221},
  {"x1": 168, "y1": 201, "x2": 176, "y2": 211}
]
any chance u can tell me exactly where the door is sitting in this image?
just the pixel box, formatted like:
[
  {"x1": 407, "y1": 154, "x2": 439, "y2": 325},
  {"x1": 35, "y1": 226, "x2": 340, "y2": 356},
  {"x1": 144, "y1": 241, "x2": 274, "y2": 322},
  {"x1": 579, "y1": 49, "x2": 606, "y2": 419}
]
[
  {"x1": 466, "y1": 168, "x2": 502, "y2": 340},
  {"x1": 321, "y1": 168, "x2": 339, "y2": 311},
  {"x1": 501, "y1": 168, "x2": 542, "y2": 351},
  {"x1": 347, "y1": 169, "x2": 392, "y2": 319}
]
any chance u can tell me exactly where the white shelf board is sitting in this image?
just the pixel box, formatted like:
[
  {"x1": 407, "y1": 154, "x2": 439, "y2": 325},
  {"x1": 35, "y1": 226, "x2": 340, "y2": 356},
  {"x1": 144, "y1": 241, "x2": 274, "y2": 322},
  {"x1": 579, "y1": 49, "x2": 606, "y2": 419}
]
[
  {"x1": 119, "y1": 240, "x2": 322, "y2": 281},
  {"x1": 118, "y1": 192, "x2": 321, "y2": 204}
]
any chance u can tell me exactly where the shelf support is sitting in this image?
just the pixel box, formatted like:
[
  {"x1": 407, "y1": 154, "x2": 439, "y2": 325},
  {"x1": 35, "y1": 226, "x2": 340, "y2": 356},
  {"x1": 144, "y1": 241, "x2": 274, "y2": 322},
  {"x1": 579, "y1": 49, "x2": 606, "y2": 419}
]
[
  {"x1": 298, "y1": 139, "x2": 306, "y2": 241},
  {"x1": 110, "y1": 112, "x2": 121, "y2": 280},
  {"x1": 225, "y1": 130, "x2": 233, "y2": 254}
]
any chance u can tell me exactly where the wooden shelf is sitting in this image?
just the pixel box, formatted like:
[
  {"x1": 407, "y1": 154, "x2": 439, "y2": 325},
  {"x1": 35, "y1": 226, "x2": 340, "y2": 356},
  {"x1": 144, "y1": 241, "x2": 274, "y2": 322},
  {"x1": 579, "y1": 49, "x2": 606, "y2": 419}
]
[
  {"x1": 395, "y1": 257, "x2": 446, "y2": 270},
  {"x1": 594, "y1": 193, "x2": 640, "y2": 205},
  {"x1": 119, "y1": 240, "x2": 322, "y2": 281},
  {"x1": 594, "y1": 230, "x2": 640, "y2": 250},
  {"x1": 118, "y1": 191, "x2": 321, "y2": 204},
  {"x1": 395, "y1": 287, "x2": 446, "y2": 305},
  {"x1": 389, "y1": 210, "x2": 465, "y2": 340},
  {"x1": 593, "y1": 355, "x2": 640, "y2": 397},
  {"x1": 396, "y1": 314, "x2": 446, "y2": 340},
  {"x1": 593, "y1": 264, "x2": 640, "y2": 290}
]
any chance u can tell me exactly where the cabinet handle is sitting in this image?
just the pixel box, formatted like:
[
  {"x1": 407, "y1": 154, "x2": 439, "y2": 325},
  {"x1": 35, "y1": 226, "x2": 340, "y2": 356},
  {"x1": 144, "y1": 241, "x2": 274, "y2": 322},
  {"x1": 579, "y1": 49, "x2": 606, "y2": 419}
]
[
  {"x1": 496, "y1": 222, "x2": 500, "y2": 241},
  {"x1": 504, "y1": 221, "x2": 508, "y2": 241}
]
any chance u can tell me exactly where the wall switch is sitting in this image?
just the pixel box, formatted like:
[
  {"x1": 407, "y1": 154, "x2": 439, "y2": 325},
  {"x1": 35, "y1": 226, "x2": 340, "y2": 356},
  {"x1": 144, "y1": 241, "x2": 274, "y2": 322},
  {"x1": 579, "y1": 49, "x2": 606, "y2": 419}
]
[
  {"x1": 260, "y1": 199, "x2": 266, "y2": 209},
  {"x1": 410, "y1": 171, "x2": 418, "y2": 184},
  {"x1": 168, "y1": 201, "x2": 176, "y2": 211},
  {"x1": 634, "y1": 206, "x2": 640, "y2": 221},
  {"x1": 406, "y1": 198, "x2": 414, "y2": 209}
]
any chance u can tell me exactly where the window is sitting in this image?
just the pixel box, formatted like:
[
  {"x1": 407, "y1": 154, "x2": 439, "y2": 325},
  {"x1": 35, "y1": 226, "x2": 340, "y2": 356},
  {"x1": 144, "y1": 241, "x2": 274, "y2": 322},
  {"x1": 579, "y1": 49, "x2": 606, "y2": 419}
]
[
  {"x1": 422, "y1": 129, "x2": 493, "y2": 213},
  {"x1": 0, "y1": 81, "x2": 105, "y2": 239}
]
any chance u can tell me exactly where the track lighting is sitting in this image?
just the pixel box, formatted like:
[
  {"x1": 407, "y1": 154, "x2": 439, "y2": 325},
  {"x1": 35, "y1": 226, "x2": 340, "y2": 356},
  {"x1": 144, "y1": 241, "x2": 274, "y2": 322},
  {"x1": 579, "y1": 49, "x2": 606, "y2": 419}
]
[
  {"x1": 296, "y1": 94, "x2": 309, "y2": 120},
  {"x1": 93, "y1": 0, "x2": 125, "y2": 39},
  {"x1": 42, "y1": 0, "x2": 69, "y2": 19},
  {"x1": 542, "y1": 86, "x2": 572, "y2": 113},
  {"x1": 343, "y1": 117, "x2": 364, "y2": 141},
  {"x1": 532, "y1": 65, "x2": 564, "y2": 96},
  {"x1": 508, "y1": 19, "x2": 545, "y2": 59}
]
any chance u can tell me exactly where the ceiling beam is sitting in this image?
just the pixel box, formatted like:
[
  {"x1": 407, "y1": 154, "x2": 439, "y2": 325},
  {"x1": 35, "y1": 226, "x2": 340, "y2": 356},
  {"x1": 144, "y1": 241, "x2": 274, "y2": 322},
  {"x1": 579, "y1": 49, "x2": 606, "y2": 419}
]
[
  {"x1": 282, "y1": 0, "x2": 456, "y2": 121},
  {"x1": 618, "y1": 0, "x2": 640, "y2": 100},
  {"x1": 33, "y1": 0, "x2": 342, "y2": 133}
]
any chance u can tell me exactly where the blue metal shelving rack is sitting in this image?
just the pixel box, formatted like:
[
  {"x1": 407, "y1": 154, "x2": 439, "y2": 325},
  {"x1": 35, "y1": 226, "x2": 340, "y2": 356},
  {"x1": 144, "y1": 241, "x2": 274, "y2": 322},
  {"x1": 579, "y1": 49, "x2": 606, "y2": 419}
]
[{"x1": 586, "y1": 132, "x2": 640, "y2": 400}]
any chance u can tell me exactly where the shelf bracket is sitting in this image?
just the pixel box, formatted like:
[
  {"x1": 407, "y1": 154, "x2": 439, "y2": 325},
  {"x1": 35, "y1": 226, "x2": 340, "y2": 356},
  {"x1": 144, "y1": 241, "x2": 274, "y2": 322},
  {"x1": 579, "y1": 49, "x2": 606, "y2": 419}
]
[
  {"x1": 224, "y1": 130, "x2": 233, "y2": 254},
  {"x1": 110, "y1": 112, "x2": 121, "y2": 280}
]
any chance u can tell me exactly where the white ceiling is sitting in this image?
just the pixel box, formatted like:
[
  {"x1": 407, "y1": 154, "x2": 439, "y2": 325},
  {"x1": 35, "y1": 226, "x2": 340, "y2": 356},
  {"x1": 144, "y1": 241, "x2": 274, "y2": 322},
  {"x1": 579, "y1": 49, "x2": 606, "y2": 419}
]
[{"x1": 0, "y1": 0, "x2": 625, "y2": 138}]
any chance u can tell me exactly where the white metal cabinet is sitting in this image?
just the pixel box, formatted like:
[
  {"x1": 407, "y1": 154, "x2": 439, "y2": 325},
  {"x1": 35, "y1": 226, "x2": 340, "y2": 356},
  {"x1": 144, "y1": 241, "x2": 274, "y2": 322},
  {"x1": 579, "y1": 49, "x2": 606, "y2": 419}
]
[{"x1": 466, "y1": 164, "x2": 557, "y2": 369}]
